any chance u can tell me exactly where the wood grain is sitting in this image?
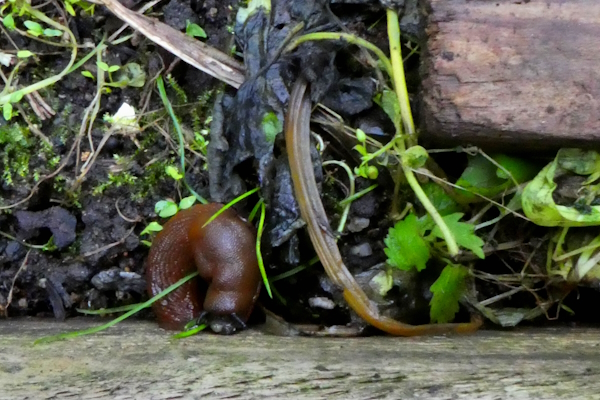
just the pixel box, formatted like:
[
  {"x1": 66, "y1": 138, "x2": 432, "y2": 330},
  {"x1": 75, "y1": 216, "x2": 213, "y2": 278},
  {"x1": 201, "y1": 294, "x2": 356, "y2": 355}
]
[
  {"x1": 420, "y1": 0, "x2": 600, "y2": 150},
  {"x1": 1, "y1": 318, "x2": 600, "y2": 399}
]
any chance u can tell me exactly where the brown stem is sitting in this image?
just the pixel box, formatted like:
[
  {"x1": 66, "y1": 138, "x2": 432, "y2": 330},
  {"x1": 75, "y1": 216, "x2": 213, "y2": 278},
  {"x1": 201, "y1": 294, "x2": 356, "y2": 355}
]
[{"x1": 285, "y1": 78, "x2": 482, "y2": 336}]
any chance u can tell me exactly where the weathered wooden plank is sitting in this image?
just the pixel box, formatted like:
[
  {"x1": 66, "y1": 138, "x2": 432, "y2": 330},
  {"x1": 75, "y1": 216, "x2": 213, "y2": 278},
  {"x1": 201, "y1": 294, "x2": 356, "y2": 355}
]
[
  {"x1": 1, "y1": 318, "x2": 600, "y2": 399},
  {"x1": 420, "y1": 0, "x2": 600, "y2": 150}
]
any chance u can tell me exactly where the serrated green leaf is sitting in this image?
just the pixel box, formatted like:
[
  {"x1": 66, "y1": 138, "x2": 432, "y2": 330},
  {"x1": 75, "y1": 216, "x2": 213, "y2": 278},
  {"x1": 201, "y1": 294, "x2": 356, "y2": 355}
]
[
  {"x1": 140, "y1": 221, "x2": 163, "y2": 236},
  {"x1": 384, "y1": 213, "x2": 431, "y2": 271},
  {"x1": 432, "y1": 213, "x2": 485, "y2": 258},
  {"x1": 261, "y1": 111, "x2": 282, "y2": 143},
  {"x1": 179, "y1": 195, "x2": 196, "y2": 210},
  {"x1": 430, "y1": 264, "x2": 469, "y2": 323}
]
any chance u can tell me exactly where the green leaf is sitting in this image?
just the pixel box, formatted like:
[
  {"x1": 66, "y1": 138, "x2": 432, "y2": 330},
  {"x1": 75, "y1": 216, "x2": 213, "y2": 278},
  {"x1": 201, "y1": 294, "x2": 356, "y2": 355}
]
[
  {"x1": 422, "y1": 182, "x2": 462, "y2": 216},
  {"x1": 432, "y1": 213, "x2": 485, "y2": 259},
  {"x1": 43, "y1": 28, "x2": 63, "y2": 37},
  {"x1": 261, "y1": 111, "x2": 282, "y2": 143},
  {"x1": 522, "y1": 149, "x2": 600, "y2": 227},
  {"x1": 493, "y1": 153, "x2": 540, "y2": 182},
  {"x1": 24, "y1": 20, "x2": 43, "y2": 36},
  {"x1": 353, "y1": 144, "x2": 368, "y2": 157},
  {"x1": 354, "y1": 165, "x2": 368, "y2": 179},
  {"x1": 379, "y1": 89, "x2": 401, "y2": 129},
  {"x1": 185, "y1": 21, "x2": 207, "y2": 38},
  {"x1": 557, "y1": 148, "x2": 600, "y2": 175},
  {"x1": 107, "y1": 65, "x2": 120, "y2": 73},
  {"x1": 64, "y1": 2, "x2": 76, "y2": 16},
  {"x1": 155, "y1": 200, "x2": 178, "y2": 218},
  {"x1": 384, "y1": 213, "x2": 431, "y2": 271},
  {"x1": 430, "y1": 264, "x2": 469, "y2": 323},
  {"x1": 140, "y1": 221, "x2": 163, "y2": 235},
  {"x1": 366, "y1": 165, "x2": 378, "y2": 180},
  {"x1": 97, "y1": 61, "x2": 109, "y2": 72},
  {"x1": 9, "y1": 91, "x2": 23, "y2": 103},
  {"x1": 402, "y1": 145, "x2": 429, "y2": 169},
  {"x1": 3, "y1": 13, "x2": 15, "y2": 30},
  {"x1": 165, "y1": 165, "x2": 183, "y2": 181},
  {"x1": 120, "y1": 63, "x2": 146, "y2": 88},
  {"x1": 141, "y1": 240, "x2": 152, "y2": 247},
  {"x1": 3, "y1": 103, "x2": 13, "y2": 121},
  {"x1": 455, "y1": 154, "x2": 539, "y2": 204},
  {"x1": 179, "y1": 196, "x2": 196, "y2": 210},
  {"x1": 355, "y1": 128, "x2": 366, "y2": 143},
  {"x1": 81, "y1": 70, "x2": 95, "y2": 80},
  {"x1": 17, "y1": 50, "x2": 34, "y2": 58},
  {"x1": 455, "y1": 155, "x2": 507, "y2": 203}
]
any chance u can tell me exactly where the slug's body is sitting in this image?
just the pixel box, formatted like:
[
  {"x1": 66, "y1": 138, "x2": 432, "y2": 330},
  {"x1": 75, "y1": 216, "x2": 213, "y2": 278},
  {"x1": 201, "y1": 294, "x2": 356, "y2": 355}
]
[{"x1": 146, "y1": 203, "x2": 261, "y2": 333}]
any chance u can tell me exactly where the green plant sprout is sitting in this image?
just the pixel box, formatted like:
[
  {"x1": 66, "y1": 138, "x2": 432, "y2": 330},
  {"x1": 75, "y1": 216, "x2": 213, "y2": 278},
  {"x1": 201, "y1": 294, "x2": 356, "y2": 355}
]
[
  {"x1": 185, "y1": 20, "x2": 207, "y2": 39},
  {"x1": 0, "y1": 230, "x2": 57, "y2": 251}
]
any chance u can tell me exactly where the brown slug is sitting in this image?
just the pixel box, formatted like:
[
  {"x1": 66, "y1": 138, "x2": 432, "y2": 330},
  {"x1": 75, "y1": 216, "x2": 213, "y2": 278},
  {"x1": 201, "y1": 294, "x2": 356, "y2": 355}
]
[{"x1": 146, "y1": 203, "x2": 261, "y2": 334}]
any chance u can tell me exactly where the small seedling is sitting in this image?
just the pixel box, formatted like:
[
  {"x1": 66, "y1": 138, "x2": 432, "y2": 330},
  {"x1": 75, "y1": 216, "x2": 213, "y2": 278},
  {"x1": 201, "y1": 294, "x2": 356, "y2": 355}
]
[{"x1": 185, "y1": 20, "x2": 207, "y2": 39}]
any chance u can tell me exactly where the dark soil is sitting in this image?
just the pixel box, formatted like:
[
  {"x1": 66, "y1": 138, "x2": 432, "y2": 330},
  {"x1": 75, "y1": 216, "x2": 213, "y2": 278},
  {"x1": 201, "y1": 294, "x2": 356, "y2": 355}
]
[{"x1": 1, "y1": 0, "x2": 598, "y2": 334}]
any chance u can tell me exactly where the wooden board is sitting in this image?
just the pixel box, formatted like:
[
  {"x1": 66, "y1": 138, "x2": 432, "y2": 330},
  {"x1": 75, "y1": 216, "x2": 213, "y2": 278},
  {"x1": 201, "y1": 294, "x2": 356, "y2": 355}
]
[
  {"x1": 420, "y1": 0, "x2": 600, "y2": 150},
  {"x1": 2, "y1": 318, "x2": 600, "y2": 399}
]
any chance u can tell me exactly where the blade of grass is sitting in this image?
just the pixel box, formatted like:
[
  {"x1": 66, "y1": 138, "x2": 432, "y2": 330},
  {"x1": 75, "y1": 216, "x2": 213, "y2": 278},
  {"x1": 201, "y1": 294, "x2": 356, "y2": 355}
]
[
  {"x1": 156, "y1": 75, "x2": 208, "y2": 204},
  {"x1": 256, "y1": 201, "x2": 272, "y2": 298},
  {"x1": 76, "y1": 304, "x2": 140, "y2": 315},
  {"x1": 34, "y1": 271, "x2": 199, "y2": 345},
  {"x1": 171, "y1": 323, "x2": 207, "y2": 339},
  {"x1": 202, "y1": 187, "x2": 260, "y2": 228}
]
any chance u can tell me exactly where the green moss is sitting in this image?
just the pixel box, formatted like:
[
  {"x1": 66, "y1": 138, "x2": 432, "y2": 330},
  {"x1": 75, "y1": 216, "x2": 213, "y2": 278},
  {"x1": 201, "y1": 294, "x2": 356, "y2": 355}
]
[
  {"x1": 92, "y1": 171, "x2": 138, "y2": 196},
  {"x1": 0, "y1": 123, "x2": 31, "y2": 186}
]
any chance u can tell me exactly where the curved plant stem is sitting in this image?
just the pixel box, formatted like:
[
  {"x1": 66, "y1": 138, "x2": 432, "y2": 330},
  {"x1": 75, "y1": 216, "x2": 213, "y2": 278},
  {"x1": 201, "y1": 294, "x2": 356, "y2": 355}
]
[
  {"x1": 286, "y1": 32, "x2": 393, "y2": 77},
  {"x1": 286, "y1": 78, "x2": 482, "y2": 335}
]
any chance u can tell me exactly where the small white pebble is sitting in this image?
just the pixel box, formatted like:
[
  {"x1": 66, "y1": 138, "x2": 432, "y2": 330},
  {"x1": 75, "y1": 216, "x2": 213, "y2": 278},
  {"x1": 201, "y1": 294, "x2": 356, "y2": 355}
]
[{"x1": 308, "y1": 296, "x2": 335, "y2": 310}]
